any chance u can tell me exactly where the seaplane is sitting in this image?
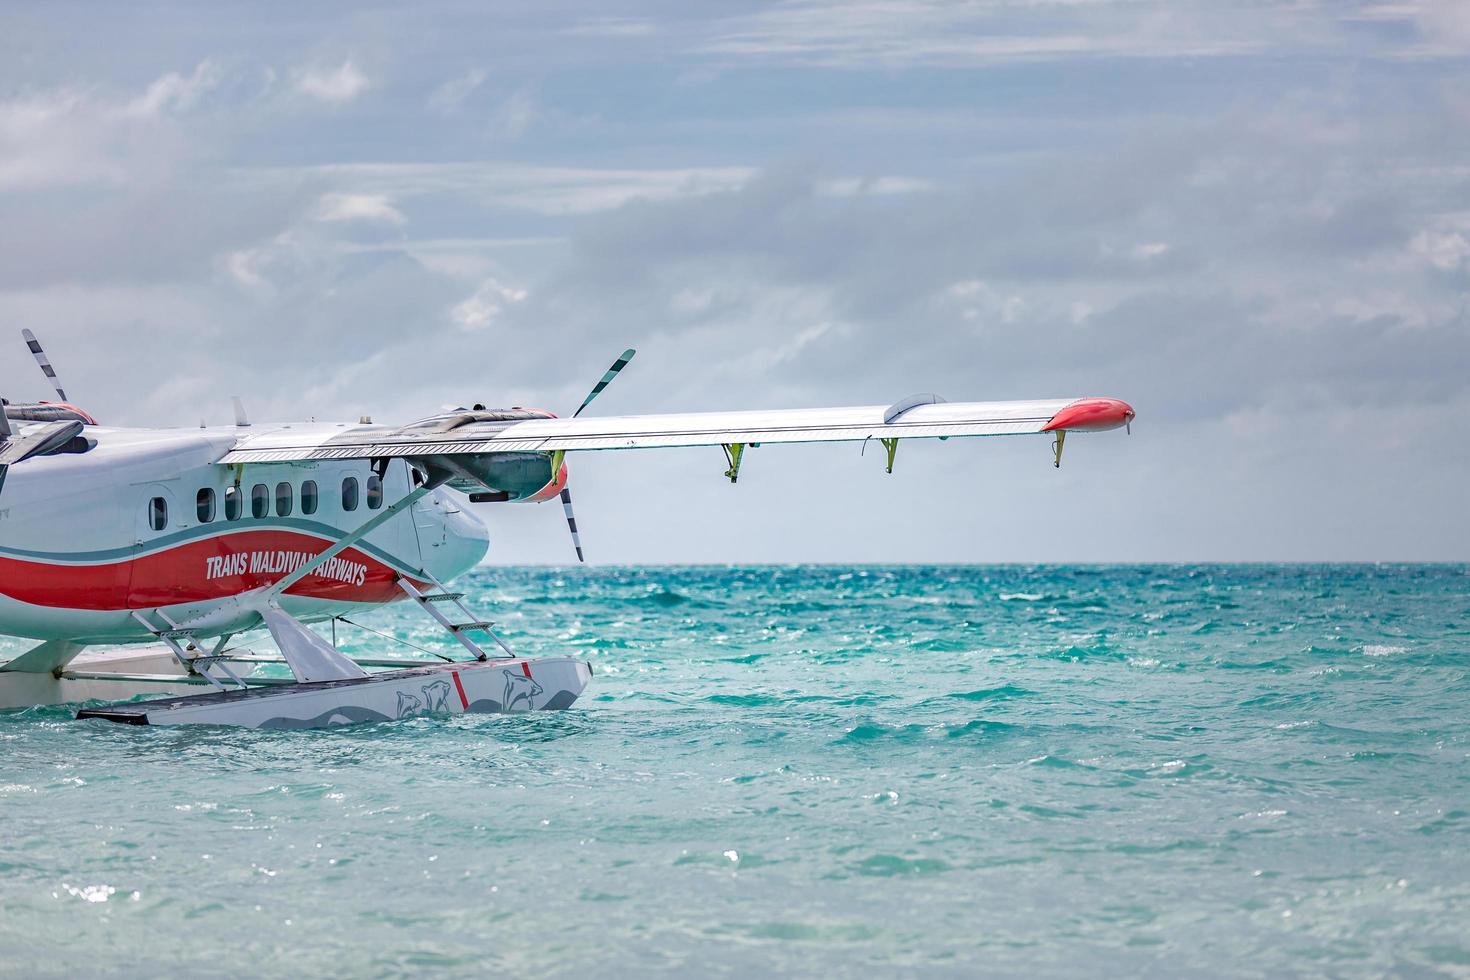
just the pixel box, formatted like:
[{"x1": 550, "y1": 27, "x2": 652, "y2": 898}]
[{"x1": 0, "y1": 330, "x2": 1134, "y2": 729}]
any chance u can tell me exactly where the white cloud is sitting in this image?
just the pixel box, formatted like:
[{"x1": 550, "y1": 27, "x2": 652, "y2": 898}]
[
  {"x1": 220, "y1": 231, "x2": 313, "y2": 292},
  {"x1": 815, "y1": 175, "x2": 932, "y2": 196},
  {"x1": 451, "y1": 277, "x2": 527, "y2": 330},
  {"x1": 492, "y1": 89, "x2": 537, "y2": 140},
  {"x1": 1130, "y1": 242, "x2": 1171, "y2": 260},
  {"x1": 125, "y1": 60, "x2": 222, "y2": 117},
  {"x1": 294, "y1": 60, "x2": 369, "y2": 105},
  {"x1": 742, "y1": 320, "x2": 848, "y2": 372},
  {"x1": 669, "y1": 285, "x2": 735, "y2": 316},
  {"x1": 428, "y1": 69, "x2": 487, "y2": 114},
  {"x1": 0, "y1": 63, "x2": 219, "y2": 189},
  {"x1": 225, "y1": 248, "x2": 269, "y2": 289},
  {"x1": 941, "y1": 279, "x2": 1026, "y2": 324},
  {"x1": 1410, "y1": 228, "x2": 1470, "y2": 270},
  {"x1": 699, "y1": 0, "x2": 1270, "y2": 67},
  {"x1": 1399, "y1": 0, "x2": 1470, "y2": 54},
  {"x1": 0, "y1": 91, "x2": 107, "y2": 188},
  {"x1": 566, "y1": 19, "x2": 657, "y2": 38},
  {"x1": 314, "y1": 192, "x2": 406, "y2": 225},
  {"x1": 696, "y1": 0, "x2": 1456, "y2": 67},
  {"x1": 235, "y1": 161, "x2": 757, "y2": 215}
]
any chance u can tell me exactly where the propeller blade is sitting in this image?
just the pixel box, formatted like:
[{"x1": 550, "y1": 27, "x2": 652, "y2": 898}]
[
  {"x1": 572, "y1": 348, "x2": 636, "y2": 418},
  {"x1": 554, "y1": 348, "x2": 632, "y2": 562},
  {"x1": 22, "y1": 329, "x2": 69, "y2": 402},
  {"x1": 1, "y1": 394, "x2": 10, "y2": 494},
  {"x1": 558, "y1": 487, "x2": 585, "y2": 563}
]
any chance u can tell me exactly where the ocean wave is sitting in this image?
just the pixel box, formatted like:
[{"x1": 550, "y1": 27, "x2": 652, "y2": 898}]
[
  {"x1": 852, "y1": 853, "x2": 950, "y2": 877},
  {"x1": 944, "y1": 684, "x2": 1033, "y2": 703},
  {"x1": 6, "y1": 563, "x2": 1470, "y2": 977}
]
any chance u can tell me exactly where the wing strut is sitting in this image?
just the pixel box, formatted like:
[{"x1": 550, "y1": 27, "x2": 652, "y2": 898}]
[{"x1": 267, "y1": 480, "x2": 438, "y2": 598}]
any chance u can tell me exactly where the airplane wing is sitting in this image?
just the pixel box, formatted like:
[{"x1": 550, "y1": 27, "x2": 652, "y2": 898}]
[{"x1": 217, "y1": 396, "x2": 1134, "y2": 463}]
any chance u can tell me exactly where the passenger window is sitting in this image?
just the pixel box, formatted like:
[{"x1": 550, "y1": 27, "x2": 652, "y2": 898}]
[
  {"x1": 342, "y1": 476, "x2": 359, "y2": 511},
  {"x1": 196, "y1": 488, "x2": 215, "y2": 523},
  {"x1": 251, "y1": 484, "x2": 268, "y2": 519},
  {"x1": 148, "y1": 497, "x2": 168, "y2": 532},
  {"x1": 366, "y1": 472, "x2": 383, "y2": 509},
  {"x1": 275, "y1": 481, "x2": 293, "y2": 517},
  {"x1": 224, "y1": 485, "x2": 242, "y2": 521},
  {"x1": 301, "y1": 480, "x2": 319, "y2": 516}
]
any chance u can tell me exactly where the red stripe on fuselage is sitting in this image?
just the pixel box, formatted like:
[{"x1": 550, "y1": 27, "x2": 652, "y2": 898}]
[{"x1": 0, "y1": 529, "x2": 417, "y2": 611}]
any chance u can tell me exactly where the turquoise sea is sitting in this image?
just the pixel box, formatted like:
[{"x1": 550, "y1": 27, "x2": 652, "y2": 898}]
[{"x1": 2, "y1": 565, "x2": 1468, "y2": 977}]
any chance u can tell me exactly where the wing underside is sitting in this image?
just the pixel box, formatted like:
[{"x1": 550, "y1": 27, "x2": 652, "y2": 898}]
[{"x1": 218, "y1": 397, "x2": 1133, "y2": 464}]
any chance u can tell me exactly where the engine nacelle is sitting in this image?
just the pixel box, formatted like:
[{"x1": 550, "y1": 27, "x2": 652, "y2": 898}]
[
  {"x1": 410, "y1": 406, "x2": 568, "y2": 503},
  {"x1": 427, "y1": 451, "x2": 568, "y2": 503},
  {"x1": 3, "y1": 400, "x2": 97, "y2": 425}
]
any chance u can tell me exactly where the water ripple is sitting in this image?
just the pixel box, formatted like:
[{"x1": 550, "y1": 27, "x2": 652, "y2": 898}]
[{"x1": 1, "y1": 563, "x2": 1468, "y2": 975}]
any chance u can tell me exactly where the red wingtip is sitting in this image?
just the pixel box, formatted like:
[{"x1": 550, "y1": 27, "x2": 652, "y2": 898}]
[{"x1": 1041, "y1": 397, "x2": 1135, "y2": 433}]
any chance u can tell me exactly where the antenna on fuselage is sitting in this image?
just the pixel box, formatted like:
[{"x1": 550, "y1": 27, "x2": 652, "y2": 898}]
[{"x1": 232, "y1": 396, "x2": 250, "y2": 427}]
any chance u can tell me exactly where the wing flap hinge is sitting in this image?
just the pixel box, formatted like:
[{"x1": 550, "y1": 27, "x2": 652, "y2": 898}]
[{"x1": 722, "y1": 443, "x2": 745, "y2": 484}]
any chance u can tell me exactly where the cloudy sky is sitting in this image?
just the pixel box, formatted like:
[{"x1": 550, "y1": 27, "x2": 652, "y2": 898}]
[{"x1": 1, "y1": 1, "x2": 1467, "y2": 563}]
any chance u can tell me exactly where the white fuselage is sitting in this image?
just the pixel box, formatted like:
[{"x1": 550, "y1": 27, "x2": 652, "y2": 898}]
[{"x1": 0, "y1": 422, "x2": 490, "y2": 643}]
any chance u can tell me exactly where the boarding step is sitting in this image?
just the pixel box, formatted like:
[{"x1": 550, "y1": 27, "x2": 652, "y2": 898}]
[
  {"x1": 129, "y1": 609, "x2": 250, "y2": 693},
  {"x1": 396, "y1": 574, "x2": 516, "y2": 662},
  {"x1": 451, "y1": 621, "x2": 495, "y2": 633}
]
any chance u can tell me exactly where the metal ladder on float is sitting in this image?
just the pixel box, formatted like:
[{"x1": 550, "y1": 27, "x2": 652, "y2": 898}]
[
  {"x1": 130, "y1": 609, "x2": 250, "y2": 691},
  {"x1": 395, "y1": 572, "x2": 517, "y2": 663}
]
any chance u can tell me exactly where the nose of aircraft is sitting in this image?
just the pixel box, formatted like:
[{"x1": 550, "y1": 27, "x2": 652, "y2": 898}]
[{"x1": 422, "y1": 493, "x2": 491, "y2": 581}]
